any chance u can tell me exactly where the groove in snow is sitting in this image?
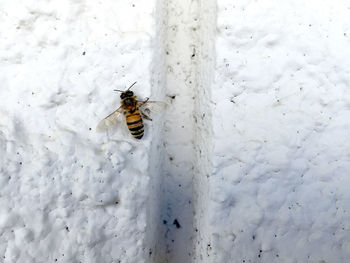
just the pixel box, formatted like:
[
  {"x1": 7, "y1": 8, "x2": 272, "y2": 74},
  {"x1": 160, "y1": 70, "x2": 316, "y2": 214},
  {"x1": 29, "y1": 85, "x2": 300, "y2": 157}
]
[{"x1": 158, "y1": 0, "x2": 200, "y2": 262}]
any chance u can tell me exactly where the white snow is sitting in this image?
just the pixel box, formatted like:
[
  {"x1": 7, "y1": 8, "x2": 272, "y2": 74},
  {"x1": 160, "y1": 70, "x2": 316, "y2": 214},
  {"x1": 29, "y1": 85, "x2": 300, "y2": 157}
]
[
  {"x1": 0, "y1": 0, "x2": 161, "y2": 262},
  {"x1": 1, "y1": 0, "x2": 350, "y2": 262},
  {"x1": 159, "y1": 0, "x2": 199, "y2": 262},
  {"x1": 193, "y1": 0, "x2": 350, "y2": 262}
]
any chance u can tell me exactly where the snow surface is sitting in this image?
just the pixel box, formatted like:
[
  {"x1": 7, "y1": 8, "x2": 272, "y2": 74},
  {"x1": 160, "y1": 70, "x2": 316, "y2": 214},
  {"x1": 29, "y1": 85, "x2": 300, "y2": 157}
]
[
  {"x1": 0, "y1": 1, "x2": 162, "y2": 262},
  {"x1": 194, "y1": 0, "x2": 350, "y2": 262},
  {"x1": 1, "y1": 0, "x2": 350, "y2": 263},
  {"x1": 159, "y1": 0, "x2": 199, "y2": 262}
]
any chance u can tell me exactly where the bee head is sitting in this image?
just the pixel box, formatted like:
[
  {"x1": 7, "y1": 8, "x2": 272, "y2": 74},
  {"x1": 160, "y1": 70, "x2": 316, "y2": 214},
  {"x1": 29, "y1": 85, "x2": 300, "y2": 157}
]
[
  {"x1": 120, "y1": 90, "x2": 134, "y2": 99},
  {"x1": 114, "y1": 82, "x2": 137, "y2": 99}
]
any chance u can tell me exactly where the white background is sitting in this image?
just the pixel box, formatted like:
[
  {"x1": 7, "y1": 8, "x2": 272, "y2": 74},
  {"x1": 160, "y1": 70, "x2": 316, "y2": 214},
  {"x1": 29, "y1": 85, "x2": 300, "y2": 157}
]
[{"x1": 1, "y1": 0, "x2": 350, "y2": 263}]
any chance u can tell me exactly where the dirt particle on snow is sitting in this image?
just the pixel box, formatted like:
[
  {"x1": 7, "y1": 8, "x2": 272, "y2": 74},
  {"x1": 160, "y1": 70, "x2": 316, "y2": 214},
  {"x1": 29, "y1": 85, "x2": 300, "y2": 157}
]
[{"x1": 173, "y1": 219, "x2": 181, "y2": 229}]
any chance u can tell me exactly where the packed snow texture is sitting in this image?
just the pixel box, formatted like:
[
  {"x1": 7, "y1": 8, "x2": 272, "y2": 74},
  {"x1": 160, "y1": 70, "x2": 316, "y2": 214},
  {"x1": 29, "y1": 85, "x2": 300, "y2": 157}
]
[
  {"x1": 1, "y1": 0, "x2": 350, "y2": 263},
  {"x1": 198, "y1": 0, "x2": 350, "y2": 262},
  {"x1": 0, "y1": 1, "x2": 161, "y2": 262}
]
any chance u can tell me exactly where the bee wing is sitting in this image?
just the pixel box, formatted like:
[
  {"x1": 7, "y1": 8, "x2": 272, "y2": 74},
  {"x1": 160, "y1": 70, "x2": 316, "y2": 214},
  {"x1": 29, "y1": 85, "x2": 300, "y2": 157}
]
[
  {"x1": 96, "y1": 106, "x2": 124, "y2": 132},
  {"x1": 139, "y1": 101, "x2": 168, "y2": 116}
]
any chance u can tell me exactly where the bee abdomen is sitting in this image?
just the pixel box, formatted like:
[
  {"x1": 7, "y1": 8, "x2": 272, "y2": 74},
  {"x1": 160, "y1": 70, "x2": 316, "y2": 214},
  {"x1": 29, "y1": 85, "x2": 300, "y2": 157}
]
[
  {"x1": 129, "y1": 125, "x2": 144, "y2": 139},
  {"x1": 126, "y1": 112, "x2": 144, "y2": 139}
]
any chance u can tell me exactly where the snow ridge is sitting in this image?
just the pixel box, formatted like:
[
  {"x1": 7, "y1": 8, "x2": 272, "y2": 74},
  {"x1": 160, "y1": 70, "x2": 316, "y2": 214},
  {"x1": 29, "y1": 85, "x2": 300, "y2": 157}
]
[
  {"x1": 145, "y1": 0, "x2": 168, "y2": 262},
  {"x1": 192, "y1": 0, "x2": 216, "y2": 261}
]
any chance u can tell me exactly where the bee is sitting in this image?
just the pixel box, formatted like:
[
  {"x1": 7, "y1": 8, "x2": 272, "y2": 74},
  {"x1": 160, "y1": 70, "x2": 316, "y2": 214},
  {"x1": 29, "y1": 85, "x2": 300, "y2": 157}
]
[{"x1": 97, "y1": 82, "x2": 166, "y2": 139}]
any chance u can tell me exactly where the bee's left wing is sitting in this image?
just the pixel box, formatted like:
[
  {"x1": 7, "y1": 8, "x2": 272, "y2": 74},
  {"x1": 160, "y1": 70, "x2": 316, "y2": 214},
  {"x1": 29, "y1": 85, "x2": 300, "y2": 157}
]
[
  {"x1": 96, "y1": 106, "x2": 124, "y2": 132},
  {"x1": 138, "y1": 101, "x2": 168, "y2": 118}
]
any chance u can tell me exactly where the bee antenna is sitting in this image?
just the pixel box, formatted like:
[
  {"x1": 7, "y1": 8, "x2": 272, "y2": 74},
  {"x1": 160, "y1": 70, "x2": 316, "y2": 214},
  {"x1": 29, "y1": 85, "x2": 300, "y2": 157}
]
[
  {"x1": 127, "y1": 81, "x2": 137, "y2": 91},
  {"x1": 114, "y1": 82, "x2": 137, "y2": 92}
]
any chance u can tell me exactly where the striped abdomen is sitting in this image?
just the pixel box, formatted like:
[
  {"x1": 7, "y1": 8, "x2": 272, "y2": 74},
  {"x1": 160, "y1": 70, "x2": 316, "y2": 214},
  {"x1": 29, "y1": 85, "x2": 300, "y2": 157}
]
[{"x1": 125, "y1": 110, "x2": 144, "y2": 139}]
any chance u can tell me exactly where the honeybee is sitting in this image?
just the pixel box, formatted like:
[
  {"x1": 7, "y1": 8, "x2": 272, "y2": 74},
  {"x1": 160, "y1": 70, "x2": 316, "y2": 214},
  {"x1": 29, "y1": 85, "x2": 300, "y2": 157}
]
[{"x1": 97, "y1": 82, "x2": 166, "y2": 139}]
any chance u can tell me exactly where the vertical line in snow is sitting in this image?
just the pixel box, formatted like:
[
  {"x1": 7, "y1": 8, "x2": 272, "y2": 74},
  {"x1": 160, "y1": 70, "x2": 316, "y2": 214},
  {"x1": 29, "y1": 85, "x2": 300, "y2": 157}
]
[
  {"x1": 159, "y1": 0, "x2": 199, "y2": 262},
  {"x1": 192, "y1": 0, "x2": 216, "y2": 261},
  {"x1": 147, "y1": 0, "x2": 167, "y2": 262}
]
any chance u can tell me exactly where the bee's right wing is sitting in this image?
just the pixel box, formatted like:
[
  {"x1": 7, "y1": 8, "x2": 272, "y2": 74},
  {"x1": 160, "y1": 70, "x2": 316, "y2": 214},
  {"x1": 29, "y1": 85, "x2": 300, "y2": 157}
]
[
  {"x1": 139, "y1": 101, "x2": 168, "y2": 115},
  {"x1": 96, "y1": 106, "x2": 124, "y2": 132}
]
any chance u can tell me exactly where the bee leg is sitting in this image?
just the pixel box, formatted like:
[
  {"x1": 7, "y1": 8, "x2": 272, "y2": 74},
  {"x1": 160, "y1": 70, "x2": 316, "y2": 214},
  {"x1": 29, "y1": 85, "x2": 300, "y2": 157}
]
[
  {"x1": 141, "y1": 111, "x2": 152, "y2": 121},
  {"x1": 139, "y1": 97, "x2": 149, "y2": 107}
]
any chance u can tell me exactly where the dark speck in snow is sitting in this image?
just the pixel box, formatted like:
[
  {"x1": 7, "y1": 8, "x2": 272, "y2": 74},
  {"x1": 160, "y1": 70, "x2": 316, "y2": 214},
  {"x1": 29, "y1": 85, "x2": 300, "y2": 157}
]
[
  {"x1": 163, "y1": 220, "x2": 167, "y2": 225},
  {"x1": 173, "y1": 219, "x2": 181, "y2": 228}
]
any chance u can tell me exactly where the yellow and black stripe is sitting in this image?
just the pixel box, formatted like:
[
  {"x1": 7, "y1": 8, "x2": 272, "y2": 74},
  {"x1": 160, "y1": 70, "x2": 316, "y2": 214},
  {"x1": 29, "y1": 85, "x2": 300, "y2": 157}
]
[{"x1": 126, "y1": 110, "x2": 144, "y2": 139}]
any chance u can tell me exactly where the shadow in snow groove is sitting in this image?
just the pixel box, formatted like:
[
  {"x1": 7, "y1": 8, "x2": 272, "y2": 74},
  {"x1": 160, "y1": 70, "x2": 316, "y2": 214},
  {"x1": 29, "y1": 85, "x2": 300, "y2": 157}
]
[{"x1": 156, "y1": 0, "x2": 199, "y2": 262}]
